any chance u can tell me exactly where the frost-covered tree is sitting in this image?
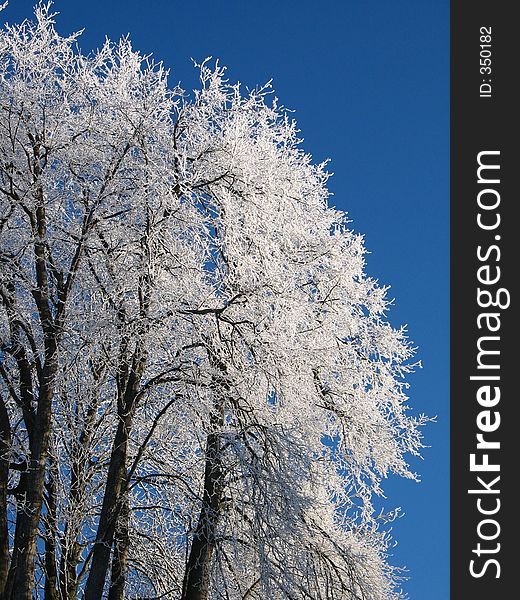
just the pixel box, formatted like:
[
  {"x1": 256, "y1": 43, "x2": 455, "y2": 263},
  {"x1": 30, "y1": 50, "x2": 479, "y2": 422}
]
[{"x1": 0, "y1": 5, "x2": 427, "y2": 600}]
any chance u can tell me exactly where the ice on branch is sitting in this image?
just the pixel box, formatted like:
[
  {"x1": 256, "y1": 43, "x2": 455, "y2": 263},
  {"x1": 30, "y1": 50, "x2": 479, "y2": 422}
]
[{"x1": 0, "y1": 4, "x2": 427, "y2": 599}]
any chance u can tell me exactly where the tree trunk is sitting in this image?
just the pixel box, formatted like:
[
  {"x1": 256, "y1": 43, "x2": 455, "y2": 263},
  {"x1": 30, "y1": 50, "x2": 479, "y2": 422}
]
[
  {"x1": 181, "y1": 427, "x2": 223, "y2": 600},
  {"x1": 107, "y1": 491, "x2": 129, "y2": 600},
  {"x1": 83, "y1": 327, "x2": 147, "y2": 600},
  {"x1": 0, "y1": 397, "x2": 10, "y2": 596},
  {"x1": 83, "y1": 414, "x2": 130, "y2": 600},
  {"x1": 4, "y1": 166, "x2": 65, "y2": 599},
  {"x1": 5, "y1": 354, "x2": 58, "y2": 600},
  {"x1": 44, "y1": 468, "x2": 58, "y2": 600}
]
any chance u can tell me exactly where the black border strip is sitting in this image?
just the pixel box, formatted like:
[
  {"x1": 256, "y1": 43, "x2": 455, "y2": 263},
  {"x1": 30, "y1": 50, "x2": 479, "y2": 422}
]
[{"x1": 451, "y1": 2, "x2": 515, "y2": 597}]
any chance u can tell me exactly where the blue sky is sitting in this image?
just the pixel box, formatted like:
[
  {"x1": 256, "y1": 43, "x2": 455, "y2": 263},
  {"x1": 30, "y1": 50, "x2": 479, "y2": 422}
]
[{"x1": 4, "y1": 1, "x2": 449, "y2": 598}]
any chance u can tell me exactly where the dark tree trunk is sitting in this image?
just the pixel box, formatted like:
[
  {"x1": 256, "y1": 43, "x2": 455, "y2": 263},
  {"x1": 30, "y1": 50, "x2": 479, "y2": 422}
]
[
  {"x1": 107, "y1": 491, "x2": 129, "y2": 600},
  {"x1": 84, "y1": 197, "x2": 151, "y2": 600},
  {"x1": 0, "y1": 397, "x2": 11, "y2": 596},
  {"x1": 181, "y1": 426, "x2": 223, "y2": 600},
  {"x1": 44, "y1": 468, "x2": 58, "y2": 600},
  {"x1": 6, "y1": 352, "x2": 58, "y2": 600},
  {"x1": 83, "y1": 415, "x2": 130, "y2": 600},
  {"x1": 83, "y1": 357, "x2": 144, "y2": 600},
  {"x1": 5, "y1": 172, "x2": 63, "y2": 600}
]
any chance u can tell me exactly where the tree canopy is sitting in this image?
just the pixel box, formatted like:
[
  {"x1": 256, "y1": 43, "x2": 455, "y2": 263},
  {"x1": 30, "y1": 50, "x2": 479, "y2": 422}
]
[{"x1": 0, "y1": 5, "x2": 427, "y2": 599}]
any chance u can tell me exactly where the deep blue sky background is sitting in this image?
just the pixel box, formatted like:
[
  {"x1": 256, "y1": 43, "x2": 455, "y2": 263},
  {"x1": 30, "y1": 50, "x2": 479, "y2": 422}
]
[{"x1": 4, "y1": 1, "x2": 449, "y2": 598}]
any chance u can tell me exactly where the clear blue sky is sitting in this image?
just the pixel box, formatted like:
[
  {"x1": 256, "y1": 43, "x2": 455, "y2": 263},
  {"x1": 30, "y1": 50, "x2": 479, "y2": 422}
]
[{"x1": 4, "y1": 2, "x2": 449, "y2": 598}]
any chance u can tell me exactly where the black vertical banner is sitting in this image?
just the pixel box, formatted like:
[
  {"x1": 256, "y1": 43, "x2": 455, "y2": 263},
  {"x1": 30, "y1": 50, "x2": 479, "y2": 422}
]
[{"x1": 451, "y1": 2, "x2": 516, "y2": 599}]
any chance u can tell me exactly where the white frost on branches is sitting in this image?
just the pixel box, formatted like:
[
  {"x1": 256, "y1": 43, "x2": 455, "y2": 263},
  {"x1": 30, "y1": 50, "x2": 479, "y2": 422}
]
[{"x1": 0, "y1": 4, "x2": 428, "y2": 599}]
